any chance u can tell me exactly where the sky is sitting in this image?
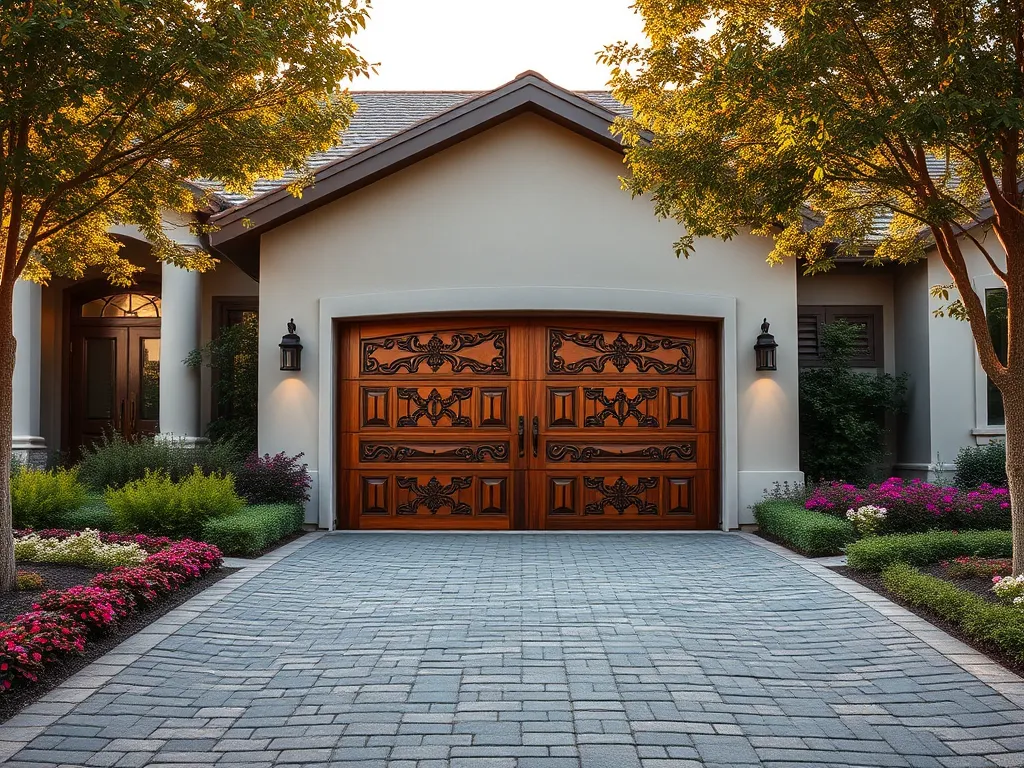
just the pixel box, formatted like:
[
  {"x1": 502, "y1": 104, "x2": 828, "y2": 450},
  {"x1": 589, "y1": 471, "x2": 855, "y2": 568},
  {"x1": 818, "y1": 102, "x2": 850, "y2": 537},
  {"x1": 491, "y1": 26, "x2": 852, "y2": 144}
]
[{"x1": 347, "y1": 0, "x2": 647, "y2": 91}]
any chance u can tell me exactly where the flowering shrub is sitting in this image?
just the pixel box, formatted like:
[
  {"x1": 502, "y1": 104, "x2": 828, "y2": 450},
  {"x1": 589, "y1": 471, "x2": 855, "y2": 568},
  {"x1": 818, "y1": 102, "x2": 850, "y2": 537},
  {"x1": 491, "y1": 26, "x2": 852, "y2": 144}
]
[
  {"x1": 233, "y1": 451, "x2": 311, "y2": 507},
  {"x1": 993, "y1": 575, "x2": 1024, "y2": 604},
  {"x1": 846, "y1": 505, "x2": 887, "y2": 537},
  {"x1": 805, "y1": 478, "x2": 1010, "y2": 534},
  {"x1": 15, "y1": 571, "x2": 44, "y2": 591},
  {"x1": 15, "y1": 529, "x2": 148, "y2": 568},
  {"x1": 0, "y1": 538, "x2": 222, "y2": 694},
  {"x1": 33, "y1": 586, "x2": 132, "y2": 633},
  {"x1": 90, "y1": 566, "x2": 177, "y2": 605},
  {"x1": 18, "y1": 529, "x2": 173, "y2": 553},
  {"x1": 942, "y1": 556, "x2": 1013, "y2": 579}
]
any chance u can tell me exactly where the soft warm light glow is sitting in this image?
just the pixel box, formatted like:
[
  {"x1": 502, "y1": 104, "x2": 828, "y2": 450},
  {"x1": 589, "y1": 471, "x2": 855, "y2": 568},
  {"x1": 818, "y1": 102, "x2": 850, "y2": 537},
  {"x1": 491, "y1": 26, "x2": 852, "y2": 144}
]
[{"x1": 348, "y1": 0, "x2": 647, "y2": 91}]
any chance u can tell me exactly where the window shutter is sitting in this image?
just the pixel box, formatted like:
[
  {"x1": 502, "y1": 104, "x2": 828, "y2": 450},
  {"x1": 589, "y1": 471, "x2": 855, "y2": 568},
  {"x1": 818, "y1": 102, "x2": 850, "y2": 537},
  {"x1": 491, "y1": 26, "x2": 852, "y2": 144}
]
[
  {"x1": 826, "y1": 309, "x2": 878, "y2": 366},
  {"x1": 798, "y1": 307, "x2": 825, "y2": 363}
]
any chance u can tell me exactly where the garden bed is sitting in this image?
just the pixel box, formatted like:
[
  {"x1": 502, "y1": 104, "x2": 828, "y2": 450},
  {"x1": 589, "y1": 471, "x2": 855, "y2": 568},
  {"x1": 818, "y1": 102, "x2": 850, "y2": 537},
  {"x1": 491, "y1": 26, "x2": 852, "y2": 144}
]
[
  {"x1": 0, "y1": 565, "x2": 103, "y2": 624},
  {"x1": 831, "y1": 564, "x2": 1024, "y2": 678},
  {"x1": 0, "y1": 566, "x2": 235, "y2": 723}
]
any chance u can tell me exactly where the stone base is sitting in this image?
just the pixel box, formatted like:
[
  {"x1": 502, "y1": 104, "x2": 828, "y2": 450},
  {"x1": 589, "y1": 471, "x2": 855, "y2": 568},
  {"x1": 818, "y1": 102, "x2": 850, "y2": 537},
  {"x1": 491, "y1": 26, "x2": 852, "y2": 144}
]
[{"x1": 12, "y1": 436, "x2": 47, "y2": 469}]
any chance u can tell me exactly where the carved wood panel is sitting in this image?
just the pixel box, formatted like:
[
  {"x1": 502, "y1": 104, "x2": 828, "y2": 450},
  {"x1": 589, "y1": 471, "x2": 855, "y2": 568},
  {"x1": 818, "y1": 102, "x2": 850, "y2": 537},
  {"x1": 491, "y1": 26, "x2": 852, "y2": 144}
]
[{"x1": 339, "y1": 316, "x2": 718, "y2": 531}]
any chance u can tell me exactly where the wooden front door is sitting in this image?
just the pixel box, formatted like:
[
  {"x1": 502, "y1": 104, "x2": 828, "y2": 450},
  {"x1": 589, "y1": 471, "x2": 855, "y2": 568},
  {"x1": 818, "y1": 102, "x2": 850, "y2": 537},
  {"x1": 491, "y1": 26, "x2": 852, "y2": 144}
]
[
  {"x1": 339, "y1": 316, "x2": 719, "y2": 530},
  {"x1": 69, "y1": 326, "x2": 161, "y2": 452}
]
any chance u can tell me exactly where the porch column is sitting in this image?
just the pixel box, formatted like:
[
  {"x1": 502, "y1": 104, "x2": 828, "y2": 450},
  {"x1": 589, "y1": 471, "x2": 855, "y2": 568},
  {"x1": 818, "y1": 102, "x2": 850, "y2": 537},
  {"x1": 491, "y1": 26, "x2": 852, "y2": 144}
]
[
  {"x1": 12, "y1": 279, "x2": 45, "y2": 465},
  {"x1": 159, "y1": 261, "x2": 202, "y2": 441}
]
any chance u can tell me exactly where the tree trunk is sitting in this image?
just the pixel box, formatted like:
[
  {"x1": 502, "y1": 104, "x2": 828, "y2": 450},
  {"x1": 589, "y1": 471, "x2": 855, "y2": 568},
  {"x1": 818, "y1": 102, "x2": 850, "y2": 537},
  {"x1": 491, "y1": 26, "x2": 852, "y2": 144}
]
[{"x1": 0, "y1": 283, "x2": 16, "y2": 592}]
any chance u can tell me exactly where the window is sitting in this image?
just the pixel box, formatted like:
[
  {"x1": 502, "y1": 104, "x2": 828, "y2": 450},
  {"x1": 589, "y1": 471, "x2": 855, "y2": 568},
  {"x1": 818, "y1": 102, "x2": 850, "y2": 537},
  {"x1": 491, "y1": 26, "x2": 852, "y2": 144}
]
[
  {"x1": 986, "y1": 288, "x2": 1007, "y2": 426},
  {"x1": 798, "y1": 305, "x2": 884, "y2": 368},
  {"x1": 81, "y1": 293, "x2": 160, "y2": 318}
]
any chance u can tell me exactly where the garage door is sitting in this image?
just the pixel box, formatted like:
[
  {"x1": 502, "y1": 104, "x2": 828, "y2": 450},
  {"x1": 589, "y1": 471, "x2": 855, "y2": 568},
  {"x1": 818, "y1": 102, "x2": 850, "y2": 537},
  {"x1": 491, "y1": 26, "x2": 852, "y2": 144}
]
[{"x1": 338, "y1": 317, "x2": 718, "y2": 530}]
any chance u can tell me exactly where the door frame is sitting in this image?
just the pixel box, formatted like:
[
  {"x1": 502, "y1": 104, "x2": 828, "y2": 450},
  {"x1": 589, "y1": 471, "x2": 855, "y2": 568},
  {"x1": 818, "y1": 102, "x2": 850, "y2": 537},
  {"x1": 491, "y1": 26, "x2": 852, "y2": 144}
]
[
  {"x1": 62, "y1": 277, "x2": 161, "y2": 455},
  {"x1": 319, "y1": 286, "x2": 740, "y2": 532}
]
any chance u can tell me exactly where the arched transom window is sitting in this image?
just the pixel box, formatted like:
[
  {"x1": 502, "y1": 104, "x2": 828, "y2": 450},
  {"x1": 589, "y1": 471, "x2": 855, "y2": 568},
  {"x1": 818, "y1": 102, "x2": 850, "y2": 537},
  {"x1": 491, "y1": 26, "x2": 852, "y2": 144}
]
[{"x1": 80, "y1": 293, "x2": 161, "y2": 318}]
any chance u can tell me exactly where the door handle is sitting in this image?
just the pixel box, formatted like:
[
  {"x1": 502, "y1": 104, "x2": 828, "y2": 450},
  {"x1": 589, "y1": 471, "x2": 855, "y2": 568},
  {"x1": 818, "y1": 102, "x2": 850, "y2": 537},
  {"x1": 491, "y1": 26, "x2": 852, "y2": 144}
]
[
  {"x1": 517, "y1": 416, "x2": 525, "y2": 458},
  {"x1": 118, "y1": 399, "x2": 125, "y2": 431},
  {"x1": 130, "y1": 399, "x2": 136, "y2": 433},
  {"x1": 532, "y1": 416, "x2": 539, "y2": 458}
]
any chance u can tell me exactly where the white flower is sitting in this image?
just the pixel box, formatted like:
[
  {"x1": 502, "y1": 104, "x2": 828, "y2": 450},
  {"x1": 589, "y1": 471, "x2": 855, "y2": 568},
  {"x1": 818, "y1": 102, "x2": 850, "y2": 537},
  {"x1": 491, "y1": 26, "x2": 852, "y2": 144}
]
[{"x1": 15, "y1": 529, "x2": 146, "y2": 568}]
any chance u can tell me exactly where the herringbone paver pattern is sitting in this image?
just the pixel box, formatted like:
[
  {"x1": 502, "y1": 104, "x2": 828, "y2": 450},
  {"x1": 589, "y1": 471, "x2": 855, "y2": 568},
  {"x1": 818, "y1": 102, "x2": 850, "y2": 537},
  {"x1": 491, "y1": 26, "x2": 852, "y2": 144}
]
[{"x1": 7, "y1": 533, "x2": 1024, "y2": 767}]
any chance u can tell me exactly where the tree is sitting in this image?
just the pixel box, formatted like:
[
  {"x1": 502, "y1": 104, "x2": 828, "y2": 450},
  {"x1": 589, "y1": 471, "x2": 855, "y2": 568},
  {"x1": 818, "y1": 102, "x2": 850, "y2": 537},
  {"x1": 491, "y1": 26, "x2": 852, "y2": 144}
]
[
  {"x1": 0, "y1": 0, "x2": 374, "y2": 590},
  {"x1": 601, "y1": 0, "x2": 1024, "y2": 573}
]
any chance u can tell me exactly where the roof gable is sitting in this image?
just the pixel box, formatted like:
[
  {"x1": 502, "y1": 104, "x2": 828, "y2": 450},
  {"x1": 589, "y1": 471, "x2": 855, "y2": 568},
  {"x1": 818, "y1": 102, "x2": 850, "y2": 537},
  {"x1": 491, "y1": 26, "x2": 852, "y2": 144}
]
[{"x1": 207, "y1": 72, "x2": 634, "y2": 277}]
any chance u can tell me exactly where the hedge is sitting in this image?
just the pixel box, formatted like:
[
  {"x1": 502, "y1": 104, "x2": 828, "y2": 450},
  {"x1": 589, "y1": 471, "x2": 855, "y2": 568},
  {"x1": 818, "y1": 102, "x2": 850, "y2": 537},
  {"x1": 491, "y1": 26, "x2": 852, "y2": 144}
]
[
  {"x1": 200, "y1": 504, "x2": 304, "y2": 557},
  {"x1": 753, "y1": 500, "x2": 856, "y2": 556},
  {"x1": 60, "y1": 505, "x2": 116, "y2": 532},
  {"x1": 882, "y1": 563, "x2": 1024, "y2": 662},
  {"x1": 846, "y1": 530, "x2": 1012, "y2": 572}
]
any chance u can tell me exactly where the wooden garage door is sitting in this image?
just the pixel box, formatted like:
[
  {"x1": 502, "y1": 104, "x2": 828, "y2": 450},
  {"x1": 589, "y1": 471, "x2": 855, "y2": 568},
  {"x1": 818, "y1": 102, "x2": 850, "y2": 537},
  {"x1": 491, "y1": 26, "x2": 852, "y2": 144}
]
[{"x1": 339, "y1": 317, "x2": 718, "y2": 530}]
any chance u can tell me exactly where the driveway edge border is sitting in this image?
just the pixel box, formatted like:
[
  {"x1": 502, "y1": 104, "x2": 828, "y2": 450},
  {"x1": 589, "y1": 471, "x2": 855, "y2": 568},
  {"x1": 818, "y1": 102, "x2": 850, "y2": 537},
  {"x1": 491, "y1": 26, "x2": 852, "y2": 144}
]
[
  {"x1": 741, "y1": 531, "x2": 1024, "y2": 708},
  {"x1": 0, "y1": 531, "x2": 326, "y2": 761}
]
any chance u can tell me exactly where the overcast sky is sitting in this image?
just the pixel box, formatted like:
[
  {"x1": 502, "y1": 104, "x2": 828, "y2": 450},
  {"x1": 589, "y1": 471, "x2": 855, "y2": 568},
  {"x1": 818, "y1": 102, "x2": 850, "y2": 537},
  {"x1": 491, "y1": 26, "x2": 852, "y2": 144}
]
[{"x1": 348, "y1": 0, "x2": 646, "y2": 91}]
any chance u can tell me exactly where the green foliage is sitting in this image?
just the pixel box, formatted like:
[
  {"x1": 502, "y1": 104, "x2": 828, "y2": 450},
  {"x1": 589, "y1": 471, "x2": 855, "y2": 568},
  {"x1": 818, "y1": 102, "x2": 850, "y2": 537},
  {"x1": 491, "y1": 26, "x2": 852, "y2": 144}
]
[
  {"x1": 60, "y1": 505, "x2": 116, "y2": 533},
  {"x1": 1, "y1": 0, "x2": 373, "y2": 286},
  {"x1": 847, "y1": 530, "x2": 1013, "y2": 572},
  {"x1": 799, "y1": 322, "x2": 907, "y2": 484},
  {"x1": 186, "y1": 315, "x2": 258, "y2": 453},
  {"x1": 11, "y1": 467, "x2": 87, "y2": 529},
  {"x1": 15, "y1": 570, "x2": 44, "y2": 591},
  {"x1": 77, "y1": 433, "x2": 243, "y2": 490},
  {"x1": 15, "y1": 529, "x2": 148, "y2": 568},
  {"x1": 201, "y1": 504, "x2": 304, "y2": 557},
  {"x1": 753, "y1": 500, "x2": 856, "y2": 556},
  {"x1": 882, "y1": 563, "x2": 1024, "y2": 662},
  {"x1": 954, "y1": 441, "x2": 1008, "y2": 489},
  {"x1": 105, "y1": 468, "x2": 243, "y2": 539}
]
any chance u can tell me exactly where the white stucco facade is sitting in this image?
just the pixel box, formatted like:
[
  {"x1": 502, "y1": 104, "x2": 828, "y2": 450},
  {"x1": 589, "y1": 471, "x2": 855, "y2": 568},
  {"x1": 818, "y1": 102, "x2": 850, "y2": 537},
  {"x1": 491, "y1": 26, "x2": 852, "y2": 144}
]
[{"x1": 255, "y1": 114, "x2": 804, "y2": 527}]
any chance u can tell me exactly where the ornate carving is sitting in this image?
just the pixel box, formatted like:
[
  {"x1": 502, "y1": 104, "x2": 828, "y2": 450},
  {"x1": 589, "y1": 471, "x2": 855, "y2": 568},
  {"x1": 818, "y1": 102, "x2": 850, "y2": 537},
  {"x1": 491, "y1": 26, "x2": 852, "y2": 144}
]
[
  {"x1": 546, "y1": 443, "x2": 696, "y2": 463},
  {"x1": 584, "y1": 387, "x2": 659, "y2": 427},
  {"x1": 398, "y1": 387, "x2": 472, "y2": 427},
  {"x1": 549, "y1": 330, "x2": 694, "y2": 375},
  {"x1": 361, "y1": 443, "x2": 509, "y2": 463},
  {"x1": 396, "y1": 476, "x2": 473, "y2": 516},
  {"x1": 363, "y1": 330, "x2": 508, "y2": 375},
  {"x1": 583, "y1": 476, "x2": 659, "y2": 515}
]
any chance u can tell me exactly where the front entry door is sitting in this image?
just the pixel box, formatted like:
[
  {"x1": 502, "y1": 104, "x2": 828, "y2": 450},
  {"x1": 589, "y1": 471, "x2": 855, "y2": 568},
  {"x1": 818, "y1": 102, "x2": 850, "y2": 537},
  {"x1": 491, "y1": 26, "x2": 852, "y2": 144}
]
[
  {"x1": 69, "y1": 326, "x2": 161, "y2": 452},
  {"x1": 339, "y1": 316, "x2": 719, "y2": 530}
]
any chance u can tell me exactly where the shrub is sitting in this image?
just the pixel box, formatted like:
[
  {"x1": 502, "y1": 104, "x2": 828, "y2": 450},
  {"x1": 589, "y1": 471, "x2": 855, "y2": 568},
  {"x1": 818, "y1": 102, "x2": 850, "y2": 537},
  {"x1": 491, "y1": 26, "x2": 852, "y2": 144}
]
[
  {"x1": 145, "y1": 540, "x2": 222, "y2": 580},
  {"x1": 846, "y1": 529, "x2": 1012, "y2": 571},
  {"x1": 15, "y1": 571, "x2": 44, "y2": 591},
  {"x1": 883, "y1": 563, "x2": 1024, "y2": 662},
  {"x1": 753, "y1": 500, "x2": 856, "y2": 556},
  {"x1": 60, "y1": 504, "x2": 115, "y2": 532},
  {"x1": 943, "y1": 556, "x2": 1012, "y2": 579},
  {"x1": 201, "y1": 504, "x2": 304, "y2": 556},
  {"x1": 90, "y1": 566, "x2": 177, "y2": 605},
  {"x1": 799, "y1": 321, "x2": 907, "y2": 484},
  {"x1": 846, "y1": 504, "x2": 887, "y2": 537},
  {"x1": 954, "y1": 441, "x2": 1007, "y2": 489},
  {"x1": 10, "y1": 467, "x2": 87, "y2": 529},
  {"x1": 0, "y1": 612, "x2": 87, "y2": 689},
  {"x1": 17, "y1": 529, "x2": 172, "y2": 553},
  {"x1": 105, "y1": 468, "x2": 243, "y2": 539},
  {"x1": 15, "y1": 530, "x2": 148, "y2": 568},
  {"x1": 234, "y1": 452, "x2": 311, "y2": 507},
  {"x1": 33, "y1": 586, "x2": 132, "y2": 634},
  {"x1": 806, "y1": 477, "x2": 1010, "y2": 533},
  {"x1": 77, "y1": 432, "x2": 244, "y2": 490}
]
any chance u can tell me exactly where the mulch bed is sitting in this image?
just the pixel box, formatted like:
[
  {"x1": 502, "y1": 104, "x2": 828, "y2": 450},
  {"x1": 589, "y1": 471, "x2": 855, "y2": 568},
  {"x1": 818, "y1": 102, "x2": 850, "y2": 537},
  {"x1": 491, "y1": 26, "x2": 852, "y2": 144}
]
[
  {"x1": 830, "y1": 565, "x2": 1024, "y2": 678},
  {"x1": 0, "y1": 566, "x2": 237, "y2": 724},
  {"x1": 1, "y1": 564, "x2": 104, "y2": 623}
]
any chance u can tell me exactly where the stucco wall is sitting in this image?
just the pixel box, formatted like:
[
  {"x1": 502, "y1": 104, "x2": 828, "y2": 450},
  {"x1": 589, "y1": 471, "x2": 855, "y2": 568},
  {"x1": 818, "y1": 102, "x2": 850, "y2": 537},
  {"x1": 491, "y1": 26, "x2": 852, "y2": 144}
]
[
  {"x1": 257, "y1": 113, "x2": 803, "y2": 527},
  {"x1": 925, "y1": 231, "x2": 1007, "y2": 473},
  {"x1": 893, "y1": 261, "x2": 932, "y2": 472}
]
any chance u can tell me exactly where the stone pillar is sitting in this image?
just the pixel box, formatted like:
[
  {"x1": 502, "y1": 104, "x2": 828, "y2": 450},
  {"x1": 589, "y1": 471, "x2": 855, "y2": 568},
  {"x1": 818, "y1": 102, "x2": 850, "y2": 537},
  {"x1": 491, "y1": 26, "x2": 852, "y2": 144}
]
[
  {"x1": 12, "y1": 279, "x2": 46, "y2": 467},
  {"x1": 159, "y1": 261, "x2": 202, "y2": 442}
]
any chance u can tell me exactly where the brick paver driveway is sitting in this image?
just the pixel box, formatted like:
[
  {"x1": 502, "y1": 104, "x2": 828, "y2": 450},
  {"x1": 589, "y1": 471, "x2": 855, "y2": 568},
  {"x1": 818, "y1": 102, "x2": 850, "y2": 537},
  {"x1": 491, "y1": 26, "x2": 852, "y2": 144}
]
[{"x1": 6, "y1": 532, "x2": 1024, "y2": 768}]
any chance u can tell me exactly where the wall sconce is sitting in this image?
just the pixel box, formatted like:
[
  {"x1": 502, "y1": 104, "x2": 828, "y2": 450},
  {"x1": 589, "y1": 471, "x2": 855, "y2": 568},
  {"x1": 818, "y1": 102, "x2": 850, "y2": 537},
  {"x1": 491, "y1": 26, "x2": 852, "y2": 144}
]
[
  {"x1": 754, "y1": 318, "x2": 778, "y2": 371},
  {"x1": 279, "y1": 319, "x2": 303, "y2": 371}
]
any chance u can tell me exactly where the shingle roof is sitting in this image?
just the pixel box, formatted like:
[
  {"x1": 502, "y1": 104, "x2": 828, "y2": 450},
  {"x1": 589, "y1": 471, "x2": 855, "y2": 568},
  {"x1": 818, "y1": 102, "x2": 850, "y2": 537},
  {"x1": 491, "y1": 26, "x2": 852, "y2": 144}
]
[{"x1": 201, "y1": 90, "x2": 628, "y2": 207}]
